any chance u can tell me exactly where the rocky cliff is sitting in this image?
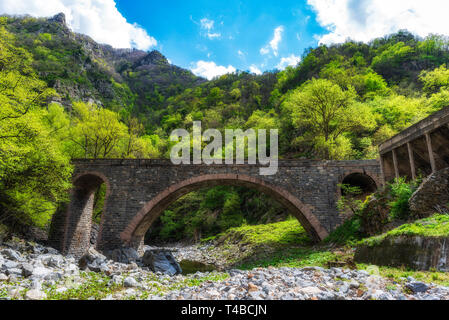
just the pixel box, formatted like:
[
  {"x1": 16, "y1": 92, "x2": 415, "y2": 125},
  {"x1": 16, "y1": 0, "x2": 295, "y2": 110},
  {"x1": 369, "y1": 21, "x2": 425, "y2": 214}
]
[{"x1": 1, "y1": 13, "x2": 204, "y2": 115}]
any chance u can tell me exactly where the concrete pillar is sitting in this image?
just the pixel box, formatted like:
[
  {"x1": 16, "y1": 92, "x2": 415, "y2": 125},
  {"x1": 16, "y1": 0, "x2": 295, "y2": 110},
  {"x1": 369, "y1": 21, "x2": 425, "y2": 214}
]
[
  {"x1": 392, "y1": 148, "x2": 399, "y2": 180},
  {"x1": 379, "y1": 155, "x2": 386, "y2": 186},
  {"x1": 425, "y1": 132, "x2": 436, "y2": 173},
  {"x1": 407, "y1": 142, "x2": 416, "y2": 180}
]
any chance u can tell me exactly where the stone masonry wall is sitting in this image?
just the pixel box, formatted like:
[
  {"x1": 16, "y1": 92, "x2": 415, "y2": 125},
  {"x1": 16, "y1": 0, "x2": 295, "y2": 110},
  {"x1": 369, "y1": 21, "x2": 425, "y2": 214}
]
[{"x1": 49, "y1": 159, "x2": 381, "y2": 258}]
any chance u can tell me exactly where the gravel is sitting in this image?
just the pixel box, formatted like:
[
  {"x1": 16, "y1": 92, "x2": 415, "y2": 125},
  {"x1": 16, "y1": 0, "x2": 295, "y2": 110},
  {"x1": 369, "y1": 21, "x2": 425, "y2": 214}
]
[{"x1": 1, "y1": 239, "x2": 449, "y2": 300}]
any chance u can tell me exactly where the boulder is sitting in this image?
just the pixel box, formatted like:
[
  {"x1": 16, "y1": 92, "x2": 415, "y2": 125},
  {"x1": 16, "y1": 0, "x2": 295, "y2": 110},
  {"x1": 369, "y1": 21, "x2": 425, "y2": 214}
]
[
  {"x1": 123, "y1": 276, "x2": 139, "y2": 288},
  {"x1": 1, "y1": 249, "x2": 22, "y2": 261},
  {"x1": 25, "y1": 289, "x2": 47, "y2": 300},
  {"x1": 21, "y1": 263, "x2": 34, "y2": 277},
  {"x1": 2, "y1": 260, "x2": 19, "y2": 270},
  {"x1": 406, "y1": 282, "x2": 429, "y2": 293},
  {"x1": 142, "y1": 249, "x2": 182, "y2": 276},
  {"x1": 105, "y1": 247, "x2": 140, "y2": 264},
  {"x1": 78, "y1": 247, "x2": 107, "y2": 270},
  {"x1": 30, "y1": 265, "x2": 52, "y2": 279},
  {"x1": 410, "y1": 168, "x2": 449, "y2": 219}
]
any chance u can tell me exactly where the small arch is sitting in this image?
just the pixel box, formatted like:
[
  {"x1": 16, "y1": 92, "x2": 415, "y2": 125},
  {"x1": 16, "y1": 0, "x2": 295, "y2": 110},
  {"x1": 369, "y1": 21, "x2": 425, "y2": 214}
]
[
  {"x1": 62, "y1": 171, "x2": 110, "y2": 257},
  {"x1": 120, "y1": 174, "x2": 329, "y2": 250},
  {"x1": 340, "y1": 172, "x2": 378, "y2": 198}
]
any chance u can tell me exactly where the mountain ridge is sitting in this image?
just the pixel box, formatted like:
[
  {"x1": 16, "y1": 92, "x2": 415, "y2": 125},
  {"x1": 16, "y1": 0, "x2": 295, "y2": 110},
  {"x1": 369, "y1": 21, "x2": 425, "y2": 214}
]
[{"x1": 1, "y1": 12, "x2": 205, "y2": 114}]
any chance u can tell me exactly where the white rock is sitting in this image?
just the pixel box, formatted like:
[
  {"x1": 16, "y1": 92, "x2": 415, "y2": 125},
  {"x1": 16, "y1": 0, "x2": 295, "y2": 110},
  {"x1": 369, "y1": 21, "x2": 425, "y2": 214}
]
[
  {"x1": 300, "y1": 286, "x2": 322, "y2": 296},
  {"x1": 31, "y1": 266, "x2": 52, "y2": 278},
  {"x1": 124, "y1": 276, "x2": 139, "y2": 288},
  {"x1": 25, "y1": 289, "x2": 47, "y2": 300}
]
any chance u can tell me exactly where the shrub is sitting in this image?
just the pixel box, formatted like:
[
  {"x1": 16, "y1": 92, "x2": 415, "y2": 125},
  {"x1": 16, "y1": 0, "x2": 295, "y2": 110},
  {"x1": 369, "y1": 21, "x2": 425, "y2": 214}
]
[
  {"x1": 388, "y1": 177, "x2": 416, "y2": 220},
  {"x1": 325, "y1": 216, "x2": 365, "y2": 245}
]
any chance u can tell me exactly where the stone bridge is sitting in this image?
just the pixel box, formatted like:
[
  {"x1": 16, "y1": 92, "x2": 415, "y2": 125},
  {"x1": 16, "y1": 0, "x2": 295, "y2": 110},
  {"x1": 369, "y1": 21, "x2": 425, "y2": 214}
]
[{"x1": 48, "y1": 159, "x2": 382, "y2": 258}]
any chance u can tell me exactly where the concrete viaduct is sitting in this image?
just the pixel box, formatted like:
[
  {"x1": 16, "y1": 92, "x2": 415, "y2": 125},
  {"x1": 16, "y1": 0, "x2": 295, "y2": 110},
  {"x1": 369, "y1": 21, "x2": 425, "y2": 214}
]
[
  {"x1": 379, "y1": 107, "x2": 449, "y2": 182},
  {"x1": 48, "y1": 159, "x2": 381, "y2": 258}
]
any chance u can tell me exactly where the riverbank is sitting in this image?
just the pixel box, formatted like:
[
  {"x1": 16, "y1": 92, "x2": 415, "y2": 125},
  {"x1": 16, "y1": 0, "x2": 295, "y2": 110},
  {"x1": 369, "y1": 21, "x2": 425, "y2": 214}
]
[
  {"x1": 1, "y1": 237, "x2": 449, "y2": 300},
  {"x1": 2, "y1": 217, "x2": 449, "y2": 300}
]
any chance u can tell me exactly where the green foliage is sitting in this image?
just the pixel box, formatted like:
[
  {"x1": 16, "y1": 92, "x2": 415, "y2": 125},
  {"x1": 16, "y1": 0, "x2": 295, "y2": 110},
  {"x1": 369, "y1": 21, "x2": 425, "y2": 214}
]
[
  {"x1": 387, "y1": 214, "x2": 449, "y2": 237},
  {"x1": 325, "y1": 216, "x2": 365, "y2": 246},
  {"x1": 419, "y1": 64, "x2": 449, "y2": 93},
  {"x1": 45, "y1": 272, "x2": 121, "y2": 300},
  {"x1": 0, "y1": 27, "x2": 72, "y2": 228},
  {"x1": 238, "y1": 248, "x2": 336, "y2": 270},
  {"x1": 217, "y1": 218, "x2": 311, "y2": 247},
  {"x1": 147, "y1": 186, "x2": 289, "y2": 242},
  {"x1": 337, "y1": 184, "x2": 364, "y2": 216},
  {"x1": 388, "y1": 178, "x2": 415, "y2": 220},
  {"x1": 356, "y1": 263, "x2": 449, "y2": 287},
  {"x1": 359, "y1": 214, "x2": 449, "y2": 248}
]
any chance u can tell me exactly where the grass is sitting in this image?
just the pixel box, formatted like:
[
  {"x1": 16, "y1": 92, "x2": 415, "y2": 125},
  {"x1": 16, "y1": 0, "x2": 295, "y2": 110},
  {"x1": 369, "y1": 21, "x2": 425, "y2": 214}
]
[
  {"x1": 200, "y1": 218, "x2": 319, "y2": 267},
  {"x1": 237, "y1": 247, "x2": 336, "y2": 270},
  {"x1": 42, "y1": 270, "x2": 229, "y2": 300},
  {"x1": 215, "y1": 218, "x2": 311, "y2": 247},
  {"x1": 357, "y1": 264, "x2": 449, "y2": 287},
  {"x1": 324, "y1": 216, "x2": 365, "y2": 246},
  {"x1": 205, "y1": 217, "x2": 449, "y2": 288},
  {"x1": 44, "y1": 272, "x2": 122, "y2": 300},
  {"x1": 202, "y1": 218, "x2": 340, "y2": 270},
  {"x1": 359, "y1": 214, "x2": 449, "y2": 247}
]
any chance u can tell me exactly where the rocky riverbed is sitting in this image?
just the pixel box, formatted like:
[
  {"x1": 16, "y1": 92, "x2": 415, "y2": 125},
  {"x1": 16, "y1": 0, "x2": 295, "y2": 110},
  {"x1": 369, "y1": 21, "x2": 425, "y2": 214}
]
[{"x1": 1, "y1": 238, "x2": 449, "y2": 300}]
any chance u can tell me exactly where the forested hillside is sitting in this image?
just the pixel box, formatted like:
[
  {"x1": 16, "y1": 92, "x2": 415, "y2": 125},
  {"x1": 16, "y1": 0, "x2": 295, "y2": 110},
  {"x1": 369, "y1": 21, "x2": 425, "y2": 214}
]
[{"x1": 2, "y1": 13, "x2": 449, "y2": 241}]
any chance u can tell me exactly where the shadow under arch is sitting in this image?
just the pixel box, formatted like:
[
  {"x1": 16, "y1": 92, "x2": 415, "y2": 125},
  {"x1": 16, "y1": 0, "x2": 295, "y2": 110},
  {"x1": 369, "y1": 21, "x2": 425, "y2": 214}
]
[
  {"x1": 120, "y1": 174, "x2": 329, "y2": 250},
  {"x1": 62, "y1": 171, "x2": 111, "y2": 257},
  {"x1": 340, "y1": 172, "x2": 378, "y2": 197}
]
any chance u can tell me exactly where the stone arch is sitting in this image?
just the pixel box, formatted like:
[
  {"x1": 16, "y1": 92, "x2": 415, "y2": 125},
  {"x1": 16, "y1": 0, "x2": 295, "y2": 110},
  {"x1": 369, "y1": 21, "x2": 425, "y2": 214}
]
[
  {"x1": 62, "y1": 171, "x2": 111, "y2": 258},
  {"x1": 121, "y1": 174, "x2": 329, "y2": 249},
  {"x1": 339, "y1": 171, "x2": 378, "y2": 198}
]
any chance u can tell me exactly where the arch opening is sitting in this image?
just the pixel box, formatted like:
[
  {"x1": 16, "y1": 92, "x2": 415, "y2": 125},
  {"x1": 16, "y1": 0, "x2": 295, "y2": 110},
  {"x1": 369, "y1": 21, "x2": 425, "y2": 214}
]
[
  {"x1": 121, "y1": 174, "x2": 329, "y2": 251},
  {"x1": 340, "y1": 172, "x2": 377, "y2": 200},
  {"x1": 341, "y1": 173, "x2": 377, "y2": 198},
  {"x1": 337, "y1": 172, "x2": 378, "y2": 222},
  {"x1": 145, "y1": 185, "x2": 292, "y2": 244}
]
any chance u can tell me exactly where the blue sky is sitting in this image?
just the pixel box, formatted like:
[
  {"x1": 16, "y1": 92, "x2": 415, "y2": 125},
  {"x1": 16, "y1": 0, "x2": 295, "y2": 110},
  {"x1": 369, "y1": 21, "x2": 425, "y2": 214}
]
[
  {"x1": 2, "y1": 1, "x2": 449, "y2": 79},
  {"x1": 115, "y1": 0, "x2": 325, "y2": 77}
]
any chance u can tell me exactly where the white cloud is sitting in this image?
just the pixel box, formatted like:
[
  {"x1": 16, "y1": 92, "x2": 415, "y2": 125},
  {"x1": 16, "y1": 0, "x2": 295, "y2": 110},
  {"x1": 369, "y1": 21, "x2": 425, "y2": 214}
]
[
  {"x1": 207, "y1": 32, "x2": 221, "y2": 40},
  {"x1": 0, "y1": 0, "x2": 156, "y2": 50},
  {"x1": 200, "y1": 18, "x2": 214, "y2": 31},
  {"x1": 260, "y1": 26, "x2": 284, "y2": 56},
  {"x1": 249, "y1": 65, "x2": 262, "y2": 75},
  {"x1": 199, "y1": 17, "x2": 221, "y2": 40},
  {"x1": 308, "y1": 0, "x2": 449, "y2": 44},
  {"x1": 260, "y1": 47, "x2": 270, "y2": 55},
  {"x1": 191, "y1": 61, "x2": 236, "y2": 80},
  {"x1": 276, "y1": 54, "x2": 301, "y2": 70}
]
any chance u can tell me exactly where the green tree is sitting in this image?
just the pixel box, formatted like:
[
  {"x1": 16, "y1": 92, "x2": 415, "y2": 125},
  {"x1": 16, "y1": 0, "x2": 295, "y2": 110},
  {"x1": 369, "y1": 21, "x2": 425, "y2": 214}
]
[
  {"x1": 0, "y1": 27, "x2": 72, "y2": 228},
  {"x1": 281, "y1": 79, "x2": 375, "y2": 159},
  {"x1": 68, "y1": 102, "x2": 128, "y2": 159}
]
